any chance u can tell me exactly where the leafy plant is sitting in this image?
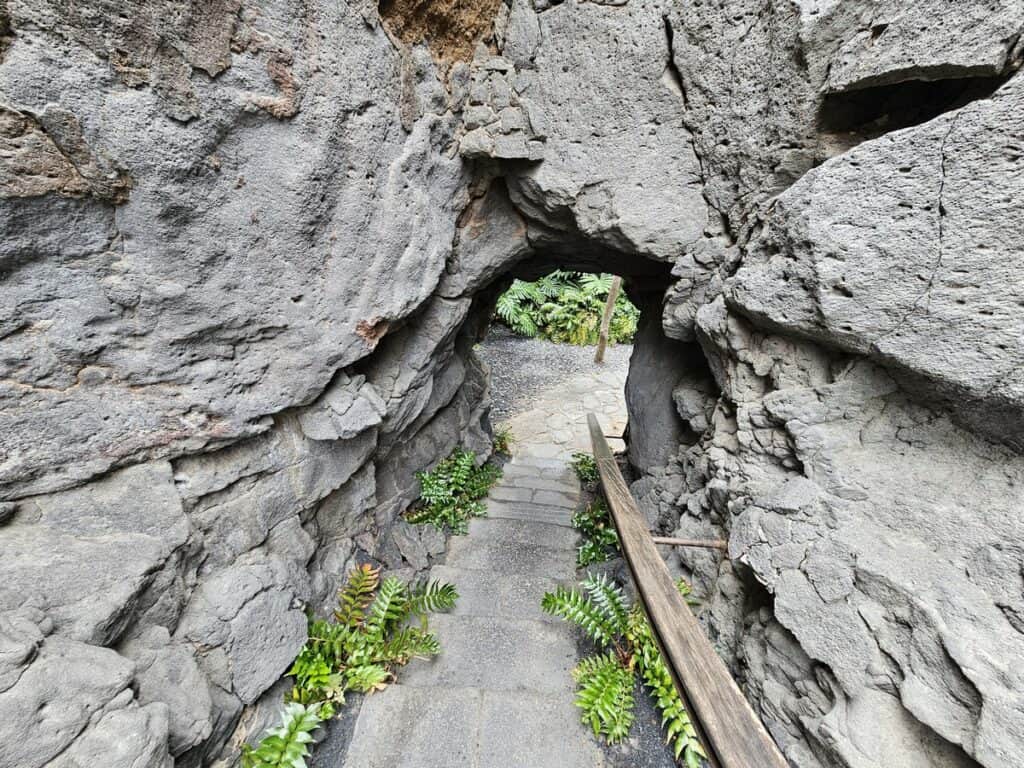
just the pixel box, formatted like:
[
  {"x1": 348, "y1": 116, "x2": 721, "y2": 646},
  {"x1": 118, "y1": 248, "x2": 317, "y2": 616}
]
[
  {"x1": 572, "y1": 498, "x2": 620, "y2": 567},
  {"x1": 493, "y1": 427, "x2": 514, "y2": 456},
  {"x1": 244, "y1": 567, "x2": 457, "y2": 766},
  {"x1": 287, "y1": 566, "x2": 457, "y2": 707},
  {"x1": 542, "y1": 574, "x2": 706, "y2": 767},
  {"x1": 494, "y1": 271, "x2": 639, "y2": 346},
  {"x1": 571, "y1": 451, "x2": 599, "y2": 486},
  {"x1": 241, "y1": 702, "x2": 328, "y2": 768},
  {"x1": 406, "y1": 449, "x2": 502, "y2": 535}
]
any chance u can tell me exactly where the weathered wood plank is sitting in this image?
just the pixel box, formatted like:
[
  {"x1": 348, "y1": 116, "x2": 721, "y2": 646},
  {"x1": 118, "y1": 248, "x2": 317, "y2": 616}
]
[
  {"x1": 651, "y1": 536, "x2": 728, "y2": 550},
  {"x1": 587, "y1": 413, "x2": 789, "y2": 768}
]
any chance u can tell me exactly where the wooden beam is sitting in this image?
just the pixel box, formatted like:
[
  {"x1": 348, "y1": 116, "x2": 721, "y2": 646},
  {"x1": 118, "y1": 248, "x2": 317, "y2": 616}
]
[
  {"x1": 587, "y1": 413, "x2": 789, "y2": 768},
  {"x1": 652, "y1": 536, "x2": 728, "y2": 550},
  {"x1": 594, "y1": 275, "x2": 622, "y2": 364}
]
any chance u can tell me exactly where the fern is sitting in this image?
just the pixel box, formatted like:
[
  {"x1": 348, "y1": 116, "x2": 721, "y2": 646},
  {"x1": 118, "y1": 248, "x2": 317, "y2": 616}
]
[
  {"x1": 492, "y1": 427, "x2": 514, "y2": 456},
  {"x1": 583, "y1": 573, "x2": 629, "y2": 636},
  {"x1": 241, "y1": 702, "x2": 326, "y2": 768},
  {"x1": 570, "y1": 452, "x2": 599, "y2": 485},
  {"x1": 408, "y1": 580, "x2": 459, "y2": 617},
  {"x1": 627, "y1": 602, "x2": 705, "y2": 767},
  {"x1": 344, "y1": 663, "x2": 391, "y2": 692},
  {"x1": 493, "y1": 272, "x2": 639, "y2": 346},
  {"x1": 573, "y1": 652, "x2": 635, "y2": 743},
  {"x1": 366, "y1": 577, "x2": 408, "y2": 640},
  {"x1": 572, "y1": 498, "x2": 620, "y2": 567},
  {"x1": 541, "y1": 585, "x2": 621, "y2": 646},
  {"x1": 407, "y1": 449, "x2": 501, "y2": 535},
  {"x1": 379, "y1": 626, "x2": 441, "y2": 663},
  {"x1": 544, "y1": 577, "x2": 705, "y2": 765},
  {"x1": 334, "y1": 563, "x2": 380, "y2": 627},
  {"x1": 283, "y1": 566, "x2": 457, "y2": 715}
]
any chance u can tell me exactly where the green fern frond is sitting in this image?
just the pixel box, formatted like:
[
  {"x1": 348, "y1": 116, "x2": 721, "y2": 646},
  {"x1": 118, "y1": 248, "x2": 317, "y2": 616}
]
[
  {"x1": 407, "y1": 580, "x2": 458, "y2": 616},
  {"x1": 579, "y1": 272, "x2": 613, "y2": 295},
  {"x1": 583, "y1": 573, "x2": 630, "y2": 636},
  {"x1": 572, "y1": 652, "x2": 635, "y2": 743},
  {"x1": 241, "y1": 702, "x2": 326, "y2": 768},
  {"x1": 378, "y1": 626, "x2": 442, "y2": 664},
  {"x1": 334, "y1": 564, "x2": 380, "y2": 627},
  {"x1": 541, "y1": 585, "x2": 620, "y2": 647},
  {"x1": 628, "y1": 602, "x2": 705, "y2": 766},
  {"x1": 345, "y1": 663, "x2": 391, "y2": 693},
  {"x1": 366, "y1": 577, "x2": 409, "y2": 639}
]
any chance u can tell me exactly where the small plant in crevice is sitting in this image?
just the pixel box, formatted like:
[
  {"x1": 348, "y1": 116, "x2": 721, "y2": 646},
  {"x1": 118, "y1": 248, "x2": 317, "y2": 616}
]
[
  {"x1": 572, "y1": 497, "x2": 620, "y2": 567},
  {"x1": 242, "y1": 566, "x2": 458, "y2": 767},
  {"x1": 241, "y1": 702, "x2": 327, "y2": 768},
  {"x1": 492, "y1": 426, "x2": 514, "y2": 456},
  {"x1": 570, "y1": 451, "x2": 599, "y2": 487},
  {"x1": 542, "y1": 574, "x2": 706, "y2": 767},
  {"x1": 287, "y1": 565, "x2": 457, "y2": 705},
  {"x1": 406, "y1": 448, "x2": 502, "y2": 535}
]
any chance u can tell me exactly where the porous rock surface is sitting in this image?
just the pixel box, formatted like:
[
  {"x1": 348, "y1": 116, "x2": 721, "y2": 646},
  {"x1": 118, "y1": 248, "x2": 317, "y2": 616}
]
[{"x1": 1, "y1": 1, "x2": 1022, "y2": 767}]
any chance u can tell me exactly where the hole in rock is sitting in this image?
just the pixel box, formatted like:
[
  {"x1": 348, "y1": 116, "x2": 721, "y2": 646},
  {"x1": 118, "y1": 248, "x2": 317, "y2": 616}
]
[
  {"x1": 818, "y1": 74, "x2": 1011, "y2": 139},
  {"x1": 466, "y1": 243, "x2": 720, "y2": 481}
]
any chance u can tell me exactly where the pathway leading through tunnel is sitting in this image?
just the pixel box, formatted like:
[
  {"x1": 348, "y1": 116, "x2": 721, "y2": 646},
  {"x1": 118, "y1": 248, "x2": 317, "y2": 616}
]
[{"x1": 337, "y1": 366, "x2": 628, "y2": 768}]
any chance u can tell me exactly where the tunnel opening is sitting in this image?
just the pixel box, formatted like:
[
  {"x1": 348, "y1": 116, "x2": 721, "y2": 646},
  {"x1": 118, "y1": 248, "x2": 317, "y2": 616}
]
[{"x1": 461, "y1": 244, "x2": 687, "y2": 471}]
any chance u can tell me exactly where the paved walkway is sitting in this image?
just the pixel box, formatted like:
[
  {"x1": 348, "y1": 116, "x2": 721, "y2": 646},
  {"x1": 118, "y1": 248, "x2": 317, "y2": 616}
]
[
  {"x1": 504, "y1": 366, "x2": 629, "y2": 460},
  {"x1": 340, "y1": 366, "x2": 630, "y2": 768}
]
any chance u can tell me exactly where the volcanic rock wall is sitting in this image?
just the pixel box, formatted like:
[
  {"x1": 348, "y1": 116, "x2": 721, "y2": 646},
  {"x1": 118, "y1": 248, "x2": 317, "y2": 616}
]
[{"x1": 1, "y1": 1, "x2": 1022, "y2": 767}]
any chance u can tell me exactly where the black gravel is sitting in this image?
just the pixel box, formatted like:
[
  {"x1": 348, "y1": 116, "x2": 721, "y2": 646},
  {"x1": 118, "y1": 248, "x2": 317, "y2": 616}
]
[{"x1": 475, "y1": 325, "x2": 634, "y2": 423}]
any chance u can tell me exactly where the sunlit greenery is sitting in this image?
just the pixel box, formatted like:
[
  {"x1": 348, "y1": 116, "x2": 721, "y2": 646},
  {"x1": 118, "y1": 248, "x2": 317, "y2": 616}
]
[{"x1": 495, "y1": 271, "x2": 639, "y2": 346}]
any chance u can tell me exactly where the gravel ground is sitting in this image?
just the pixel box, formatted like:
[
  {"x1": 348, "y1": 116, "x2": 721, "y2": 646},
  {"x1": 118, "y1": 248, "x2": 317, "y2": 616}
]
[{"x1": 476, "y1": 325, "x2": 633, "y2": 423}]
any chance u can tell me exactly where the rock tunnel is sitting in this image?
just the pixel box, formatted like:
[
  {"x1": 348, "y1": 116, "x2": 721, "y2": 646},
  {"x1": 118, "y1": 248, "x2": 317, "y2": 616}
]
[{"x1": 1, "y1": 1, "x2": 1023, "y2": 767}]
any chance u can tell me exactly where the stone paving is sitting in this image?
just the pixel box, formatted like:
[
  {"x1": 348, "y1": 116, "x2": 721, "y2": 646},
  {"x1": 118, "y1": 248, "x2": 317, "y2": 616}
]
[
  {"x1": 339, "y1": 366, "x2": 630, "y2": 768},
  {"x1": 503, "y1": 365, "x2": 629, "y2": 459}
]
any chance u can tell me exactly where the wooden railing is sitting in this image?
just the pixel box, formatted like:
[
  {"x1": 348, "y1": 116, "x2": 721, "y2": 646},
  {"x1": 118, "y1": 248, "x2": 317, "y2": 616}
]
[{"x1": 587, "y1": 413, "x2": 789, "y2": 768}]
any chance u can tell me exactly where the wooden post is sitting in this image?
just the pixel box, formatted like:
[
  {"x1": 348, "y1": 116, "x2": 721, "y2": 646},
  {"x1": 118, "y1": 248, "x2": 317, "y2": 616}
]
[{"x1": 594, "y1": 275, "x2": 623, "y2": 364}]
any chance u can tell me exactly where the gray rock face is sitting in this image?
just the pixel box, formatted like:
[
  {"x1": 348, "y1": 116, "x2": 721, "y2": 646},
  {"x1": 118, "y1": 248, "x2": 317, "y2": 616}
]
[
  {"x1": 731, "y1": 72, "x2": 1024, "y2": 448},
  {"x1": 0, "y1": 0, "x2": 465, "y2": 500},
  {"x1": 3, "y1": 0, "x2": 1024, "y2": 766}
]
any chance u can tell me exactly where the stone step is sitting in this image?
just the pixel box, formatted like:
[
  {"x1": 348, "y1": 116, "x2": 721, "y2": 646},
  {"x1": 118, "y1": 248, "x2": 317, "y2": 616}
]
[
  {"x1": 497, "y1": 471, "x2": 579, "y2": 494},
  {"x1": 429, "y1": 564, "x2": 564, "y2": 624},
  {"x1": 340, "y1": 685, "x2": 606, "y2": 768},
  {"x1": 340, "y1": 684, "x2": 481, "y2": 768},
  {"x1": 484, "y1": 500, "x2": 574, "y2": 527},
  {"x1": 466, "y1": 517, "x2": 578, "y2": 549},
  {"x1": 506, "y1": 456, "x2": 572, "y2": 473},
  {"x1": 490, "y1": 484, "x2": 578, "y2": 508},
  {"x1": 445, "y1": 534, "x2": 576, "y2": 578},
  {"x1": 396, "y1": 615, "x2": 578, "y2": 694},
  {"x1": 475, "y1": 688, "x2": 607, "y2": 768}
]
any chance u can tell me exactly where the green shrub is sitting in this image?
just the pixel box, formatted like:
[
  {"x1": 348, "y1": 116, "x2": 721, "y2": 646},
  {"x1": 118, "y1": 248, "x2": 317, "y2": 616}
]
[
  {"x1": 570, "y1": 452, "x2": 599, "y2": 486},
  {"x1": 406, "y1": 449, "x2": 502, "y2": 535},
  {"x1": 572, "y1": 498, "x2": 620, "y2": 567},
  {"x1": 495, "y1": 271, "x2": 639, "y2": 346},
  {"x1": 542, "y1": 574, "x2": 706, "y2": 767},
  {"x1": 493, "y1": 427, "x2": 514, "y2": 456}
]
